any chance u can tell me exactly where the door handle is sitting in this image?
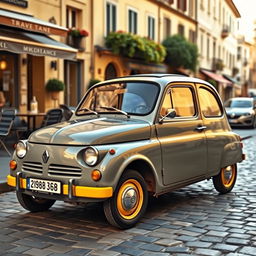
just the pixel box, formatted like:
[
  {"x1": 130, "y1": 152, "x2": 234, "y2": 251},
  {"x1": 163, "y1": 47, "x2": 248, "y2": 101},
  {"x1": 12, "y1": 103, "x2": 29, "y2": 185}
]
[{"x1": 195, "y1": 125, "x2": 207, "y2": 132}]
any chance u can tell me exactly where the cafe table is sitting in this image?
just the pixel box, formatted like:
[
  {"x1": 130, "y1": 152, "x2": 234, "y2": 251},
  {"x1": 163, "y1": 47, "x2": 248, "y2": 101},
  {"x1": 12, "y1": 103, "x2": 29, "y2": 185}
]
[{"x1": 16, "y1": 111, "x2": 46, "y2": 131}]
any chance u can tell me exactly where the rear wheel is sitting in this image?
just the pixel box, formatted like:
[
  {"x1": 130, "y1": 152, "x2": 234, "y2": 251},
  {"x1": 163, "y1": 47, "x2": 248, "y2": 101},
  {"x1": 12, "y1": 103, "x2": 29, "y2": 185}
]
[
  {"x1": 212, "y1": 164, "x2": 237, "y2": 194},
  {"x1": 16, "y1": 191, "x2": 56, "y2": 212},
  {"x1": 103, "y1": 170, "x2": 148, "y2": 229}
]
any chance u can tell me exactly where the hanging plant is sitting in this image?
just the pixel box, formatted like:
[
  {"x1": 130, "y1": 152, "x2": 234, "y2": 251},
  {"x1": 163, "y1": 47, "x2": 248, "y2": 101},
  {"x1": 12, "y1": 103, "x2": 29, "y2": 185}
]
[{"x1": 105, "y1": 31, "x2": 166, "y2": 64}]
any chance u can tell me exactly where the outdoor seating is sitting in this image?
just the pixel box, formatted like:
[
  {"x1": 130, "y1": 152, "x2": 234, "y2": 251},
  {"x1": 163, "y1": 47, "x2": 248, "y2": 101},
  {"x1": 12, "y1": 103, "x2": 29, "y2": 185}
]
[
  {"x1": 0, "y1": 108, "x2": 16, "y2": 156},
  {"x1": 41, "y1": 108, "x2": 64, "y2": 127},
  {"x1": 59, "y1": 104, "x2": 73, "y2": 121}
]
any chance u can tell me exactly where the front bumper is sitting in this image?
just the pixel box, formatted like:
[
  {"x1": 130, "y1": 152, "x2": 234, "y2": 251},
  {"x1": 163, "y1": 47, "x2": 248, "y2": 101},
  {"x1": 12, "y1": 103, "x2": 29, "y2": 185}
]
[
  {"x1": 7, "y1": 175, "x2": 113, "y2": 199},
  {"x1": 228, "y1": 115, "x2": 254, "y2": 126}
]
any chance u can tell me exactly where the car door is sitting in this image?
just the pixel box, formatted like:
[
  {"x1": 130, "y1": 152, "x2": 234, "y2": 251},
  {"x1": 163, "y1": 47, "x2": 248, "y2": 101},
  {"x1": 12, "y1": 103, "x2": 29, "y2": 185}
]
[
  {"x1": 196, "y1": 83, "x2": 228, "y2": 174},
  {"x1": 155, "y1": 83, "x2": 207, "y2": 186}
]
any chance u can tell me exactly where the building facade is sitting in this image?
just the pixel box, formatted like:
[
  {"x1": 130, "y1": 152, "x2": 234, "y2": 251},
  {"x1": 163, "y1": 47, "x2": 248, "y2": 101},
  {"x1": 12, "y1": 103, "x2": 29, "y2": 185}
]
[
  {"x1": 92, "y1": 0, "x2": 197, "y2": 82},
  {"x1": 0, "y1": 0, "x2": 91, "y2": 118},
  {"x1": 197, "y1": 0, "x2": 241, "y2": 101}
]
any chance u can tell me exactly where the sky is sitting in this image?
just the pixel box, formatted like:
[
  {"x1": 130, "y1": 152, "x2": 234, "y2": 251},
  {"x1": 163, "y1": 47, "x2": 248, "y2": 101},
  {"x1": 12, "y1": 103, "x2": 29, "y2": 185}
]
[{"x1": 233, "y1": 0, "x2": 256, "y2": 41}]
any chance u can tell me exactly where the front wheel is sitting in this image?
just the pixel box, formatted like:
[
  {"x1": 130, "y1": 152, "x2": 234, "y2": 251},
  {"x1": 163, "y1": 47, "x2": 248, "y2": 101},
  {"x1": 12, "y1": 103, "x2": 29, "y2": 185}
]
[
  {"x1": 16, "y1": 191, "x2": 56, "y2": 212},
  {"x1": 103, "y1": 170, "x2": 148, "y2": 229},
  {"x1": 212, "y1": 164, "x2": 237, "y2": 194}
]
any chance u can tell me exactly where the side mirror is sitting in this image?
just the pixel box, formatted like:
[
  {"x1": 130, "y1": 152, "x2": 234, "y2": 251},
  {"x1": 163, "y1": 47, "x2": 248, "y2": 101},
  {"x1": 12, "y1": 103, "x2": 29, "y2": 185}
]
[{"x1": 159, "y1": 109, "x2": 176, "y2": 124}]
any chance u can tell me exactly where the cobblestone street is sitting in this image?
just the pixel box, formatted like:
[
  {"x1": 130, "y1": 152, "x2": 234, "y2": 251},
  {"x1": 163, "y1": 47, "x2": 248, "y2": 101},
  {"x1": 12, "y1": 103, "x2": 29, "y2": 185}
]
[{"x1": 0, "y1": 137, "x2": 255, "y2": 256}]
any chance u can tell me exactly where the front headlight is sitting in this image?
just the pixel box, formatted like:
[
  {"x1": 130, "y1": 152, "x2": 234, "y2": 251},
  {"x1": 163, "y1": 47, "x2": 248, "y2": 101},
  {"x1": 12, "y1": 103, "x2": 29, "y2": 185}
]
[
  {"x1": 83, "y1": 147, "x2": 98, "y2": 166},
  {"x1": 16, "y1": 140, "x2": 27, "y2": 159}
]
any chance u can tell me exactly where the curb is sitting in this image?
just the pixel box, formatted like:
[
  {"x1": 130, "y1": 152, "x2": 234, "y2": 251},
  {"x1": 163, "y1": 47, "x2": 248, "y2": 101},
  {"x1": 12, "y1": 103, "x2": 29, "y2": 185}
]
[{"x1": 0, "y1": 181, "x2": 14, "y2": 194}]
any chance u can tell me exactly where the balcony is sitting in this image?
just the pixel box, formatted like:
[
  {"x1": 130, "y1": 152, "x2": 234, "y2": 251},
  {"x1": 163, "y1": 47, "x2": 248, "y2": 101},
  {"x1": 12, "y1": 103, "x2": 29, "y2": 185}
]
[
  {"x1": 221, "y1": 26, "x2": 230, "y2": 38},
  {"x1": 243, "y1": 58, "x2": 248, "y2": 67},
  {"x1": 212, "y1": 58, "x2": 224, "y2": 71}
]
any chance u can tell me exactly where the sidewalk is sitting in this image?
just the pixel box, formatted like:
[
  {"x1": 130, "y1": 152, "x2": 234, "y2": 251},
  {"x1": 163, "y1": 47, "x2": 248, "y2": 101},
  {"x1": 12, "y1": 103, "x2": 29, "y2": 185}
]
[{"x1": 0, "y1": 139, "x2": 15, "y2": 193}]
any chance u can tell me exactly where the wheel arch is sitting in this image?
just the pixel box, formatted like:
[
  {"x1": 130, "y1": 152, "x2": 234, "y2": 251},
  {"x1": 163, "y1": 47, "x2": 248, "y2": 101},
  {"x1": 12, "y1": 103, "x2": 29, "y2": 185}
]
[{"x1": 117, "y1": 155, "x2": 158, "y2": 194}]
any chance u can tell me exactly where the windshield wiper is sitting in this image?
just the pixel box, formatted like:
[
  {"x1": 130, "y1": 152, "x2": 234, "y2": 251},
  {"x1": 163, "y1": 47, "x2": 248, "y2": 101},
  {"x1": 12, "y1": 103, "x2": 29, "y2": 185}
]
[
  {"x1": 77, "y1": 107, "x2": 99, "y2": 117},
  {"x1": 99, "y1": 106, "x2": 130, "y2": 118}
]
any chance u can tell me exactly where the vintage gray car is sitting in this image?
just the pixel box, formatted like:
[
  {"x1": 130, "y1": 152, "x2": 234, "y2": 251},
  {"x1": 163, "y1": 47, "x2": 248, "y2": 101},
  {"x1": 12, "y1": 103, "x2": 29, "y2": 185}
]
[{"x1": 8, "y1": 74, "x2": 244, "y2": 229}]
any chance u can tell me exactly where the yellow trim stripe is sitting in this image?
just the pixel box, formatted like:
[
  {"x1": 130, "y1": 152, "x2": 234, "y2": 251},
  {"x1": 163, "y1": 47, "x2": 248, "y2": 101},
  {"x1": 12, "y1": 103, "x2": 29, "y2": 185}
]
[
  {"x1": 7, "y1": 175, "x2": 27, "y2": 188},
  {"x1": 7, "y1": 175, "x2": 113, "y2": 199},
  {"x1": 62, "y1": 184, "x2": 113, "y2": 198},
  {"x1": 7, "y1": 175, "x2": 16, "y2": 187}
]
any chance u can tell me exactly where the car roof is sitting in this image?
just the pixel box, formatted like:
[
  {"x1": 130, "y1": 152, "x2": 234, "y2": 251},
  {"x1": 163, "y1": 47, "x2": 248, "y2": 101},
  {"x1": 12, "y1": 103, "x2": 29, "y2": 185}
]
[
  {"x1": 230, "y1": 97, "x2": 253, "y2": 101},
  {"x1": 98, "y1": 74, "x2": 213, "y2": 88}
]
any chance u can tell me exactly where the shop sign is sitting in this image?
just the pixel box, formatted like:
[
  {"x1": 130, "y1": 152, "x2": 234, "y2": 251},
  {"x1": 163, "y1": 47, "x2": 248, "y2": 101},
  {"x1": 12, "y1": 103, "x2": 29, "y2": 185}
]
[
  {"x1": 0, "y1": 40, "x2": 76, "y2": 60},
  {"x1": 10, "y1": 19, "x2": 51, "y2": 33},
  {"x1": 0, "y1": 0, "x2": 28, "y2": 8}
]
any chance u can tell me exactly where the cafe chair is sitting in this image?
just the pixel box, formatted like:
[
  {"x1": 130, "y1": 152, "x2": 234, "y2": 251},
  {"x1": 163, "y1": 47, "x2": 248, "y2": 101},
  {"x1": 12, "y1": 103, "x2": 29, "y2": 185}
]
[
  {"x1": 41, "y1": 108, "x2": 64, "y2": 127},
  {"x1": 59, "y1": 104, "x2": 73, "y2": 121},
  {"x1": 12, "y1": 115, "x2": 28, "y2": 140},
  {"x1": 0, "y1": 108, "x2": 16, "y2": 156}
]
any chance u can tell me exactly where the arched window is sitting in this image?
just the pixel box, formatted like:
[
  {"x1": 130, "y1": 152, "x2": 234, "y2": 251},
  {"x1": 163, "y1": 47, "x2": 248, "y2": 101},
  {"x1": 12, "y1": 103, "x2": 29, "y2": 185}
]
[{"x1": 105, "y1": 63, "x2": 117, "y2": 80}]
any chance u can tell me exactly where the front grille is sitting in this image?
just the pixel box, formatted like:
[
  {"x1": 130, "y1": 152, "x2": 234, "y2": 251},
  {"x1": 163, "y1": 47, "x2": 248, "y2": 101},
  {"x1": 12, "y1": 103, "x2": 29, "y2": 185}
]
[
  {"x1": 48, "y1": 164, "x2": 82, "y2": 178},
  {"x1": 22, "y1": 162, "x2": 43, "y2": 174}
]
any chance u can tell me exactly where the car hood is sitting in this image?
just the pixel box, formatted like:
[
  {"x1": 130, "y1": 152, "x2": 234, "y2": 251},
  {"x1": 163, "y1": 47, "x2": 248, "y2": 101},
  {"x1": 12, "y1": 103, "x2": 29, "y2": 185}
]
[
  {"x1": 225, "y1": 107, "x2": 252, "y2": 114},
  {"x1": 28, "y1": 117, "x2": 151, "y2": 145}
]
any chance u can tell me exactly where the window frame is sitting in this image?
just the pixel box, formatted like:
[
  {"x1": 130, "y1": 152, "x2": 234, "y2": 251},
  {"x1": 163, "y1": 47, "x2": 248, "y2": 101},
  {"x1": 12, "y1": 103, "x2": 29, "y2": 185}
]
[
  {"x1": 105, "y1": 0, "x2": 117, "y2": 36},
  {"x1": 147, "y1": 15, "x2": 155, "y2": 40},
  {"x1": 127, "y1": 7, "x2": 138, "y2": 34},
  {"x1": 158, "y1": 83, "x2": 199, "y2": 122},
  {"x1": 163, "y1": 16, "x2": 171, "y2": 39},
  {"x1": 197, "y1": 85, "x2": 224, "y2": 118}
]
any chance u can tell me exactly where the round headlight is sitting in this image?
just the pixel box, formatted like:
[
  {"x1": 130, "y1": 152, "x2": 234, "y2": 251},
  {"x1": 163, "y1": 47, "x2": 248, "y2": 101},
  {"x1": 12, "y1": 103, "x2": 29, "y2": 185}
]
[
  {"x1": 16, "y1": 141, "x2": 27, "y2": 159},
  {"x1": 84, "y1": 147, "x2": 98, "y2": 166}
]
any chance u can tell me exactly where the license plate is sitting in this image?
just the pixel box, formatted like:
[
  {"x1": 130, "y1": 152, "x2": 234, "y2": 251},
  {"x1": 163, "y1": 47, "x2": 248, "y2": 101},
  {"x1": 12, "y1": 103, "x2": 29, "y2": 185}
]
[
  {"x1": 27, "y1": 178, "x2": 61, "y2": 194},
  {"x1": 229, "y1": 119, "x2": 237, "y2": 123}
]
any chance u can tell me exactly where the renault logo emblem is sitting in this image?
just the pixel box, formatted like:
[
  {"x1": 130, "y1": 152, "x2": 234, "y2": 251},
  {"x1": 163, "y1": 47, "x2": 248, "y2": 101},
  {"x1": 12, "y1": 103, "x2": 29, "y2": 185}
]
[{"x1": 42, "y1": 150, "x2": 49, "y2": 163}]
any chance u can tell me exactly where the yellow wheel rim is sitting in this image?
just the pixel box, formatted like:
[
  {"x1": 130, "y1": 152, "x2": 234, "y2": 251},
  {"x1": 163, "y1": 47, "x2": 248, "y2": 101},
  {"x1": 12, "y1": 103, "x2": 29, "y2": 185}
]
[
  {"x1": 221, "y1": 165, "x2": 236, "y2": 188},
  {"x1": 117, "y1": 179, "x2": 144, "y2": 220}
]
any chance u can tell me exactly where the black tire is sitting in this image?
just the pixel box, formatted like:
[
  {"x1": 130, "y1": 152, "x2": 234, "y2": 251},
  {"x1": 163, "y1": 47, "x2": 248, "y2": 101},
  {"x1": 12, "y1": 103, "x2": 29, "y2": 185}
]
[
  {"x1": 212, "y1": 164, "x2": 237, "y2": 194},
  {"x1": 16, "y1": 191, "x2": 56, "y2": 212},
  {"x1": 103, "y1": 170, "x2": 148, "y2": 229}
]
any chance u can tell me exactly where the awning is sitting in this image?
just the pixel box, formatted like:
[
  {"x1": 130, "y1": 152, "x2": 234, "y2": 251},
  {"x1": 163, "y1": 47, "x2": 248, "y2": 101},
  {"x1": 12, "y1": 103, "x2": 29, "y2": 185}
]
[
  {"x1": 223, "y1": 74, "x2": 241, "y2": 86},
  {"x1": 0, "y1": 27, "x2": 77, "y2": 60},
  {"x1": 0, "y1": 9, "x2": 68, "y2": 36},
  {"x1": 200, "y1": 69, "x2": 232, "y2": 86}
]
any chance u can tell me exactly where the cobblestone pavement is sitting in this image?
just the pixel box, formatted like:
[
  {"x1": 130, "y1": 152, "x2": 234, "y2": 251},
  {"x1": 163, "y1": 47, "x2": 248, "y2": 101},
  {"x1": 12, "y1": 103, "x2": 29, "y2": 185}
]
[{"x1": 0, "y1": 137, "x2": 256, "y2": 256}]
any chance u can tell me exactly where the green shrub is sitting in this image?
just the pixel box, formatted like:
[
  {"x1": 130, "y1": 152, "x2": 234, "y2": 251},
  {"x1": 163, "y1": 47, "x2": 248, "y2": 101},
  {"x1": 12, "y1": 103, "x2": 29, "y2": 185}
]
[
  {"x1": 45, "y1": 79, "x2": 65, "y2": 91},
  {"x1": 163, "y1": 35, "x2": 198, "y2": 72},
  {"x1": 105, "y1": 31, "x2": 166, "y2": 63},
  {"x1": 88, "y1": 79, "x2": 101, "y2": 89}
]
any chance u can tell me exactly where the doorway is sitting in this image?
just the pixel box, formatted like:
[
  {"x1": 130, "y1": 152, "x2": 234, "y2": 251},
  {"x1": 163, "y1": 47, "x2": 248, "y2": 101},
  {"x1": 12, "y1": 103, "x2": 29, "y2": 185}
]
[
  {"x1": 0, "y1": 51, "x2": 19, "y2": 108},
  {"x1": 64, "y1": 60, "x2": 82, "y2": 107}
]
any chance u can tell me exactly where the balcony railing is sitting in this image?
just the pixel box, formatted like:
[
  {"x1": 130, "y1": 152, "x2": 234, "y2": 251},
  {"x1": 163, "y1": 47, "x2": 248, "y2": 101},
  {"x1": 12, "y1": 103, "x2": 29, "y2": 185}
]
[
  {"x1": 212, "y1": 58, "x2": 224, "y2": 71},
  {"x1": 221, "y1": 26, "x2": 230, "y2": 38}
]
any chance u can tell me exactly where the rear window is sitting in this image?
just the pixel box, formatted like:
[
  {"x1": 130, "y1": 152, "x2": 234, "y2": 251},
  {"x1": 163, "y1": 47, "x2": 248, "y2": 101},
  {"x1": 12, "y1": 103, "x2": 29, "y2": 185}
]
[{"x1": 198, "y1": 87, "x2": 222, "y2": 117}]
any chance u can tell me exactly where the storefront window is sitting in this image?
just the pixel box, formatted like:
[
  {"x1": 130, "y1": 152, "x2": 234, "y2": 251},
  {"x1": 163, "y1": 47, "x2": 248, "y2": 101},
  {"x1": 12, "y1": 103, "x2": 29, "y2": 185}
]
[{"x1": 0, "y1": 51, "x2": 19, "y2": 108}]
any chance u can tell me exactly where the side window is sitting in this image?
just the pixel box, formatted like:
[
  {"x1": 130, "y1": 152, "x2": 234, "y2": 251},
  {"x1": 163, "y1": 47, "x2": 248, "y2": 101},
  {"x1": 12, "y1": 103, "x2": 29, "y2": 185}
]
[
  {"x1": 198, "y1": 87, "x2": 222, "y2": 117},
  {"x1": 171, "y1": 87, "x2": 196, "y2": 117},
  {"x1": 160, "y1": 86, "x2": 196, "y2": 118}
]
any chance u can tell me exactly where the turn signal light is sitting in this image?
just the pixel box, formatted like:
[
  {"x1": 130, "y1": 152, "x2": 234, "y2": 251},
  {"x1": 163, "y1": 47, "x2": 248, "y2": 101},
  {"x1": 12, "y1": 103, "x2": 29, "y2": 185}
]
[
  {"x1": 91, "y1": 170, "x2": 102, "y2": 181},
  {"x1": 9, "y1": 160, "x2": 17, "y2": 170}
]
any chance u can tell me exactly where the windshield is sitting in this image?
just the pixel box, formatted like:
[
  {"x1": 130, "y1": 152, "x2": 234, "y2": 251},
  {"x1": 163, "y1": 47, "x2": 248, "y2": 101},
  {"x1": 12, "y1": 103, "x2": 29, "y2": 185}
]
[
  {"x1": 77, "y1": 82, "x2": 159, "y2": 116},
  {"x1": 225, "y1": 99, "x2": 252, "y2": 108}
]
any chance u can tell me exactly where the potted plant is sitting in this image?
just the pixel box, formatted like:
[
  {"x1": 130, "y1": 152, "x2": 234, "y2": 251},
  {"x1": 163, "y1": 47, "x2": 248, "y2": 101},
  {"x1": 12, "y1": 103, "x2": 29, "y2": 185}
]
[
  {"x1": 68, "y1": 28, "x2": 89, "y2": 49},
  {"x1": 45, "y1": 78, "x2": 65, "y2": 101}
]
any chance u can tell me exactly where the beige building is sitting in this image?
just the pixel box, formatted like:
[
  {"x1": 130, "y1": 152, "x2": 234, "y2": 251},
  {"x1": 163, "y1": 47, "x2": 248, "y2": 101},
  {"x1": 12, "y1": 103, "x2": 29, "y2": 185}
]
[
  {"x1": 92, "y1": 0, "x2": 197, "y2": 81},
  {"x1": 197, "y1": 0, "x2": 241, "y2": 101},
  {"x1": 0, "y1": 0, "x2": 91, "y2": 118}
]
